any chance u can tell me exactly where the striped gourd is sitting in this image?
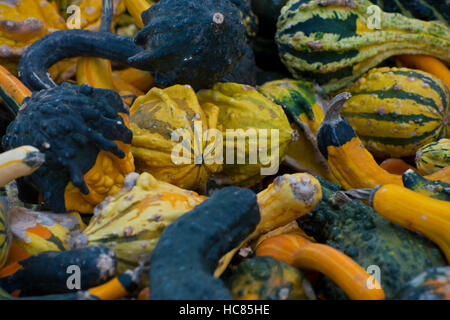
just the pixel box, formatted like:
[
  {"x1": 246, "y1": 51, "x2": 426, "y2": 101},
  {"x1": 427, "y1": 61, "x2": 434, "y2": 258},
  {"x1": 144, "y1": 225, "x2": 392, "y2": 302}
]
[
  {"x1": 258, "y1": 79, "x2": 336, "y2": 180},
  {"x1": 341, "y1": 67, "x2": 450, "y2": 158},
  {"x1": 276, "y1": 0, "x2": 450, "y2": 93},
  {"x1": 0, "y1": 198, "x2": 10, "y2": 269},
  {"x1": 372, "y1": 0, "x2": 449, "y2": 25},
  {"x1": 416, "y1": 139, "x2": 450, "y2": 175}
]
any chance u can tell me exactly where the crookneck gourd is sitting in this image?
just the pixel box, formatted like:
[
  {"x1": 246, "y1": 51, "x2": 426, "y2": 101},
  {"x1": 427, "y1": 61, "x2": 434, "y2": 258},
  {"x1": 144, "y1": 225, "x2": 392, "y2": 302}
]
[
  {"x1": 228, "y1": 256, "x2": 314, "y2": 300},
  {"x1": 2, "y1": 83, "x2": 134, "y2": 214},
  {"x1": 130, "y1": 85, "x2": 222, "y2": 192},
  {"x1": 149, "y1": 187, "x2": 261, "y2": 300},
  {"x1": 197, "y1": 82, "x2": 294, "y2": 186},
  {"x1": 256, "y1": 234, "x2": 385, "y2": 300},
  {"x1": 341, "y1": 67, "x2": 449, "y2": 158},
  {"x1": 297, "y1": 177, "x2": 446, "y2": 300},
  {"x1": 276, "y1": 0, "x2": 450, "y2": 93},
  {"x1": 257, "y1": 79, "x2": 336, "y2": 181},
  {"x1": 317, "y1": 92, "x2": 450, "y2": 190},
  {"x1": 416, "y1": 139, "x2": 450, "y2": 175},
  {"x1": 345, "y1": 184, "x2": 450, "y2": 264},
  {"x1": 19, "y1": 0, "x2": 248, "y2": 90}
]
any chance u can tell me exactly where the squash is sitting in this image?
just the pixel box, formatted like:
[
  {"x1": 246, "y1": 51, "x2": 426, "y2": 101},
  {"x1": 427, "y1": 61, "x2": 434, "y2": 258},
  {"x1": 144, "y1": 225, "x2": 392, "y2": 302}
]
[
  {"x1": 113, "y1": 68, "x2": 154, "y2": 93},
  {"x1": 0, "y1": 198, "x2": 10, "y2": 269},
  {"x1": 228, "y1": 256, "x2": 313, "y2": 300},
  {"x1": 372, "y1": 0, "x2": 450, "y2": 25},
  {"x1": 257, "y1": 79, "x2": 336, "y2": 180},
  {"x1": 197, "y1": 82, "x2": 293, "y2": 186},
  {"x1": 6, "y1": 207, "x2": 86, "y2": 264},
  {"x1": 394, "y1": 267, "x2": 450, "y2": 300},
  {"x1": 2, "y1": 83, "x2": 134, "y2": 213},
  {"x1": 149, "y1": 187, "x2": 260, "y2": 300},
  {"x1": 123, "y1": 0, "x2": 152, "y2": 28},
  {"x1": 214, "y1": 172, "x2": 322, "y2": 277},
  {"x1": 276, "y1": 0, "x2": 450, "y2": 93},
  {"x1": 68, "y1": 172, "x2": 207, "y2": 273},
  {"x1": 222, "y1": 43, "x2": 257, "y2": 86},
  {"x1": 256, "y1": 234, "x2": 385, "y2": 300},
  {"x1": 416, "y1": 139, "x2": 450, "y2": 175},
  {"x1": 396, "y1": 55, "x2": 450, "y2": 89},
  {"x1": 345, "y1": 184, "x2": 450, "y2": 263},
  {"x1": 402, "y1": 169, "x2": 450, "y2": 201},
  {"x1": 317, "y1": 92, "x2": 450, "y2": 190},
  {"x1": 341, "y1": 67, "x2": 449, "y2": 158},
  {"x1": 0, "y1": 65, "x2": 31, "y2": 115},
  {"x1": 0, "y1": 246, "x2": 116, "y2": 297},
  {"x1": 130, "y1": 85, "x2": 222, "y2": 192},
  {"x1": 19, "y1": 0, "x2": 248, "y2": 91},
  {"x1": 229, "y1": 0, "x2": 259, "y2": 39},
  {"x1": 297, "y1": 177, "x2": 446, "y2": 299},
  {"x1": 380, "y1": 158, "x2": 418, "y2": 175}
]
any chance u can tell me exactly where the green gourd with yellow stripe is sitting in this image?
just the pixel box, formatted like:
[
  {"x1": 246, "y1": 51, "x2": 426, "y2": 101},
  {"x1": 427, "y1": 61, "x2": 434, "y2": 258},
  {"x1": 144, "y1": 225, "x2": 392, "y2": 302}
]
[
  {"x1": 416, "y1": 139, "x2": 450, "y2": 175},
  {"x1": 341, "y1": 67, "x2": 449, "y2": 158},
  {"x1": 276, "y1": 0, "x2": 450, "y2": 93}
]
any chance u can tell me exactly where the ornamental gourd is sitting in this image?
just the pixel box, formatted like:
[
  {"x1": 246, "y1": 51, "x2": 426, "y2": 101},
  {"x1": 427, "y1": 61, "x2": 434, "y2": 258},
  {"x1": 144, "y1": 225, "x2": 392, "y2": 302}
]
[
  {"x1": 258, "y1": 79, "x2": 336, "y2": 181},
  {"x1": 276, "y1": 0, "x2": 450, "y2": 93},
  {"x1": 67, "y1": 172, "x2": 207, "y2": 273},
  {"x1": 317, "y1": 92, "x2": 450, "y2": 190},
  {"x1": 197, "y1": 82, "x2": 293, "y2": 186},
  {"x1": 228, "y1": 256, "x2": 313, "y2": 300},
  {"x1": 416, "y1": 139, "x2": 450, "y2": 175},
  {"x1": 130, "y1": 85, "x2": 222, "y2": 192},
  {"x1": 394, "y1": 267, "x2": 450, "y2": 300},
  {"x1": 402, "y1": 169, "x2": 450, "y2": 201},
  {"x1": 19, "y1": 0, "x2": 248, "y2": 91},
  {"x1": 341, "y1": 68, "x2": 449, "y2": 158},
  {"x1": 0, "y1": 198, "x2": 9, "y2": 269},
  {"x1": 2, "y1": 83, "x2": 135, "y2": 214}
]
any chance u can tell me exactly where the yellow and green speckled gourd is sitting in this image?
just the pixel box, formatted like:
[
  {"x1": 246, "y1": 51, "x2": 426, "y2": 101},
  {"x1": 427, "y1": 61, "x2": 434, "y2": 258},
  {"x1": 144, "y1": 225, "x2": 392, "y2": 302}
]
[
  {"x1": 341, "y1": 67, "x2": 450, "y2": 158},
  {"x1": 276, "y1": 0, "x2": 450, "y2": 93},
  {"x1": 130, "y1": 85, "x2": 223, "y2": 192},
  {"x1": 67, "y1": 172, "x2": 208, "y2": 273},
  {"x1": 197, "y1": 83, "x2": 293, "y2": 186},
  {"x1": 258, "y1": 79, "x2": 336, "y2": 181},
  {"x1": 416, "y1": 139, "x2": 450, "y2": 175}
]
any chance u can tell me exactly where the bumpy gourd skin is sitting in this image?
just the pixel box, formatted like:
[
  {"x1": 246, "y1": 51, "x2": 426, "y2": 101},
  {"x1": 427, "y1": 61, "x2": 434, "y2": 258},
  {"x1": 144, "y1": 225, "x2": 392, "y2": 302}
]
[
  {"x1": 130, "y1": 0, "x2": 247, "y2": 89},
  {"x1": 19, "y1": 0, "x2": 248, "y2": 91},
  {"x1": 2, "y1": 83, "x2": 133, "y2": 213},
  {"x1": 297, "y1": 177, "x2": 446, "y2": 300}
]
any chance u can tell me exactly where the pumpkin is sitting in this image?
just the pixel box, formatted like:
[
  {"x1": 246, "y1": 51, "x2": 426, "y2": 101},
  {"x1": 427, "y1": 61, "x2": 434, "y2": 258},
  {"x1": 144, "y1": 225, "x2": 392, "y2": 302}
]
[
  {"x1": 130, "y1": 85, "x2": 222, "y2": 192},
  {"x1": 2, "y1": 83, "x2": 134, "y2": 213},
  {"x1": 68, "y1": 172, "x2": 207, "y2": 273},
  {"x1": 19, "y1": 0, "x2": 248, "y2": 91},
  {"x1": 276, "y1": 0, "x2": 450, "y2": 93},
  {"x1": 297, "y1": 177, "x2": 446, "y2": 299},
  {"x1": 345, "y1": 184, "x2": 450, "y2": 263},
  {"x1": 0, "y1": 246, "x2": 116, "y2": 297},
  {"x1": 197, "y1": 82, "x2": 293, "y2": 186},
  {"x1": 228, "y1": 256, "x2": 313, "y2": 300},
  {"x1": 149, "y1": 187, "x2": 260, "y2": 300},
  {"x1": 416, "y1": 139, "x2": 450, "y2": 175},
  {"x1": 257, "y1": 79, "x2": 336, "y2": 180},
  {"x1": 316, "y1": 92, "x2": 450, "y2": 190},
  {"x1": 256, "y1": 234, "x2": 385, "y2": 300},
  {"x1": 341, "y1": 67, "x2": 449, "y2": 158},
  {"x1": 394, "y1": 267, "x2": 450, "y2": 300},
  {"x1": 6, "y1": 207, "x2": 86, "y2": 264},
  {"x1": 402, "y1": 169, "x2": 450, "y2": 201},
  {"x1": 372, "y1": 0, "x2": 450, "y2": 25},
  {"x1": 214, "y1": 172, "x2": 322, "y2": 277}
]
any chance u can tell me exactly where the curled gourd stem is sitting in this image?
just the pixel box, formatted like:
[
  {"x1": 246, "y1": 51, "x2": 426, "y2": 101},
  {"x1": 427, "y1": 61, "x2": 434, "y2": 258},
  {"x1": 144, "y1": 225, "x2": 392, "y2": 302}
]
[
  {"x1": 321, "y1": 92, "x2": 352, "y2": 125},
  {"x1": 256, "y1": 234, "x2": 385, "y2": 300}
]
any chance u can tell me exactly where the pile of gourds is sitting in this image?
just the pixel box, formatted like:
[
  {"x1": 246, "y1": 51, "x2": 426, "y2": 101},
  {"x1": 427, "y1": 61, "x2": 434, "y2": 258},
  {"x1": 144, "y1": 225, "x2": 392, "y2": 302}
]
[{"x1": 0, "y1": 0, "x2": 448, "y2": 300}]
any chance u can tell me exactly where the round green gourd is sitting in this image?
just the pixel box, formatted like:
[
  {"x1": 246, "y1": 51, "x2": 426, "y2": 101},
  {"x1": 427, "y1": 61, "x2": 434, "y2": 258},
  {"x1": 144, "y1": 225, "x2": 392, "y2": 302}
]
[
  {"x1": 276, "y1": 0, "x2": 450, "y2": 93},
  {"x1": 394, "y1": 267, "x2": 450, "y2": 300},
  {"x1": 416, "y1": 139, "x2": 450, "y2": 175},
  {"x1": 228, "y1": 256, "x2": 313, "y2": 300}
]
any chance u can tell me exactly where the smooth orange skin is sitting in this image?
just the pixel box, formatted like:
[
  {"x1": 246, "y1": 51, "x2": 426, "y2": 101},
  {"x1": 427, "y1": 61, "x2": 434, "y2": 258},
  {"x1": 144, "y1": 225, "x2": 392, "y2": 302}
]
[{"x1": 397, "y1": 55, "x2": 450, "y2": 89}]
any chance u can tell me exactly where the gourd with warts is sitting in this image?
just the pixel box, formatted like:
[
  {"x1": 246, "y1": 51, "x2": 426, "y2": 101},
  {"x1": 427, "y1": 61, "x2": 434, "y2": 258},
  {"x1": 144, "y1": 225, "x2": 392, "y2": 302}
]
[{"x1": 416, "y1": 139, "x2": 450, "y2": 175}]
